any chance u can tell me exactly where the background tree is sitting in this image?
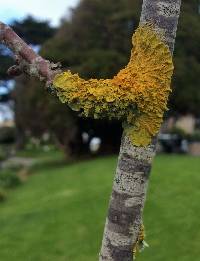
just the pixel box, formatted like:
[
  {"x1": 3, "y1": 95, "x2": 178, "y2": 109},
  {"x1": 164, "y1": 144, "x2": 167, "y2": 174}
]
[
  {"x1": 0, "y1": 46, "x2": 13, "y2": 80},
  {"x1": 11, "y1": 15, "x2": 56, "y2": 46},
  {"x1": 171, "y1": 0, "x2": 200, "y2": 115}
]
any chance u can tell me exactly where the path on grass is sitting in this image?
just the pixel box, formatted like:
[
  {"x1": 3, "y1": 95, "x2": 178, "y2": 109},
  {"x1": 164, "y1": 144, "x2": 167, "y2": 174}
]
[{"x1": 1, "y1": 156, "x2": 37, "y2": 169}]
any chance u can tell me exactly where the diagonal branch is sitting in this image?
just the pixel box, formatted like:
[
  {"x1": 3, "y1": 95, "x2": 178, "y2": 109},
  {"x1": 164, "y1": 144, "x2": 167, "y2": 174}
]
[{"x1": 0, "y1": 21, "x2": 61, "y2": 86}]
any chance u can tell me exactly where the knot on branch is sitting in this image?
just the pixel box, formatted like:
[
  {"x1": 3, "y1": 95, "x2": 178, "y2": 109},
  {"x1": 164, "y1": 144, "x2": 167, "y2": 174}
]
[{"x1": 53, "y1": 25, "x2": 174, "y2": 146}]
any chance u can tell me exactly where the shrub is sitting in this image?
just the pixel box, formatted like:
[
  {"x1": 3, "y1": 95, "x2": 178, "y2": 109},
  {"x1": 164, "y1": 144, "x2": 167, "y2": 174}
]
[
  {"x1": 0, "y1": 171, "x2": 21, "y2": 189},
  {"x1": 187, "y1": 130, "x2": 200, "y2": 142},
  {"x1": 0, "y1": 147, "x2": 7, "y2": 161},
  {"x1": 169, "y1": 127, "x2": 187, "y2": 139},
  {"x1": 0, "y1": 189, "x2": 6, "y2": 202},
  {"x1": 0, "y1": 127, "x2": 15, "y2": 144}
]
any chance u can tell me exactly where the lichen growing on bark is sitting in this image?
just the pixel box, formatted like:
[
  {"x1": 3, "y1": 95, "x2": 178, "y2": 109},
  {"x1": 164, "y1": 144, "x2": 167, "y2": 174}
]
[
  {"x1": 53, "y1": 24, "x2": 173, "y2": 146},
  {"x1": 133, "y1": 224, "x2": 148, "y2": 259}
]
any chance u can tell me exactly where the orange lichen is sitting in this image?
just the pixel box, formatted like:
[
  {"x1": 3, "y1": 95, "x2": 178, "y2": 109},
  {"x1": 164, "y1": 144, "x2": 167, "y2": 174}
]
[{"x1": 53, "y1": 24, "x2": 174, "y2": 146}]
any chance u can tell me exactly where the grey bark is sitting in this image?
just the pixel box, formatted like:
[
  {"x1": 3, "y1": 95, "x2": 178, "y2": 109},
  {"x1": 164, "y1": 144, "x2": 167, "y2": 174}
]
[{"x1": 99, "y1": 1, "x2": 182, "y2": 260}]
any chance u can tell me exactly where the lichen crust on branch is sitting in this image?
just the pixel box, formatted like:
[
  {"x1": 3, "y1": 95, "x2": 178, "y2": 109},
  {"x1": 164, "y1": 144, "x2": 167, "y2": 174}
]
[{"x1": 53, "y1": 24, "x2": 174, "y2": 146}]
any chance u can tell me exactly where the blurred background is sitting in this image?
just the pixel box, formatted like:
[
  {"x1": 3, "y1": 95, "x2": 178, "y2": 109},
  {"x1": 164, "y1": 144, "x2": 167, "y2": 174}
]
[{"x1": 0, "y1": 0, "x2": 200, "y2": 260}]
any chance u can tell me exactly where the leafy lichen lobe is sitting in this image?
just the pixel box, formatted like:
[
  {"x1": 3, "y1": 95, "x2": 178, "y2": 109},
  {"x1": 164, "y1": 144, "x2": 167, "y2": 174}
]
[{"x1": 53, "y1": 25, "x2": 174, "y2": 146}]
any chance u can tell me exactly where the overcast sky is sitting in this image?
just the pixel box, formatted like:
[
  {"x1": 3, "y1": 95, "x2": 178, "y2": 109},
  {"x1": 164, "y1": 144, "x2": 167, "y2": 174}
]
[{"x1": 0, "y1": 0, "x2": 80, "y2": 26}]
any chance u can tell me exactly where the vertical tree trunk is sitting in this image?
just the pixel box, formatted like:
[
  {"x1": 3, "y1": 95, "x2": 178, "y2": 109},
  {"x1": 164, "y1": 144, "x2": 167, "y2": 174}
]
[{"x1": 99, "y1": 1, "x2": 182, "y2": 260}]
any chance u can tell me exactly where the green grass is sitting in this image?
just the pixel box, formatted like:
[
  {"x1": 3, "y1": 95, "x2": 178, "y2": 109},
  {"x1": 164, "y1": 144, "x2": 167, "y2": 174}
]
[
  {"x1": 0, "y1": 154, "x2": 199, "y2": 260},
  {"x1": 15, "y1": 146, "x2": 63, "y2": 160}
]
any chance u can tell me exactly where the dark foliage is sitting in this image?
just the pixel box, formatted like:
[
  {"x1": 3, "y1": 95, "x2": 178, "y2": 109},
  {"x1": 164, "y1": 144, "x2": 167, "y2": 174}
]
[{"x1": 11, "y1": 15, "x2": 56, "y2": 45}]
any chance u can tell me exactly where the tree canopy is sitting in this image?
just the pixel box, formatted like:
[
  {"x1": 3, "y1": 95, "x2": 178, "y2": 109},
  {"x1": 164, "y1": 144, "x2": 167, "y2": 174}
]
[{"x1": 172, "y1": 1, "x2": 200, "y2": 115}]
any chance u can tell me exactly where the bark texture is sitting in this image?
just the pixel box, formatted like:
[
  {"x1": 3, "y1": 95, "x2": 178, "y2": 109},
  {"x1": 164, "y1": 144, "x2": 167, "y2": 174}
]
[{"x1": 100, "y1": 1, "x2": 182, "y2": 260}]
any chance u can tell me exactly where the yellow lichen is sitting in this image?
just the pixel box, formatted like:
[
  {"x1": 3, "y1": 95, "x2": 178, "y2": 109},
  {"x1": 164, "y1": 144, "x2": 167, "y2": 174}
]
[
  {"x1": 133, "y1": 224, "x2": 148, "y2": 259},
  {"x1": 53, "y1": 24, "x2": 174, "y2": 146}
]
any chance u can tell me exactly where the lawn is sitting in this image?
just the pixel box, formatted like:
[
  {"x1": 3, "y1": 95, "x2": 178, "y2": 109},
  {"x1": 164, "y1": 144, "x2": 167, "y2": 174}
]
[{"x1": 0, "y1": 152, "x2": 199, "y2": 260}]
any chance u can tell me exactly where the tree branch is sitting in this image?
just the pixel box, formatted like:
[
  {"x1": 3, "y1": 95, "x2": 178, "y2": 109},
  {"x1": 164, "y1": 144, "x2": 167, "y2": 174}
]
[{"x1": 0, "y1": 21, "x2": 61, "y2": 86}]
